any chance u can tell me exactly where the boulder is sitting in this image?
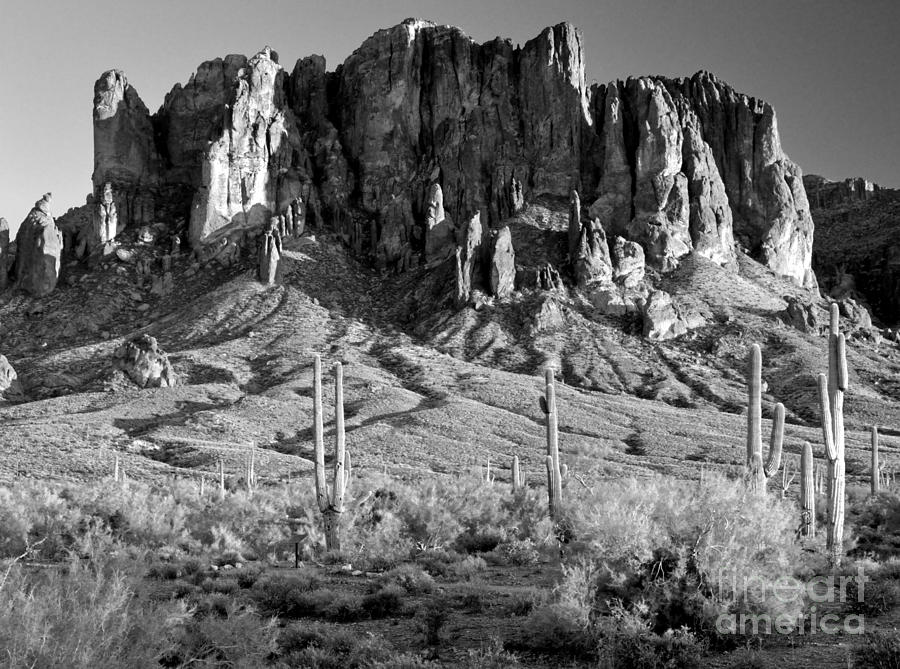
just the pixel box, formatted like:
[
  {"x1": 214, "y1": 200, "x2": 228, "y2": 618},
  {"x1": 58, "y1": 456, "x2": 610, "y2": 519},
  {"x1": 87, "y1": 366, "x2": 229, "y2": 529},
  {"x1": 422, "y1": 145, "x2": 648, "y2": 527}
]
[
  {"x1": 113, "y1": 335, "x2": 177, "y2": 388},
  {"x1": 14, "y1": 193, "x2": 63, "y2": 297},
  {"x1": 573, "y1": 218, "x2": 613, "y2": 286},
  {"x1": 779, "y1": 296, "x2": 820, "y2": 333},
  {"x1": 454, "y1": 212, "x2": 484, "y2": 307},
  {"x1": 258, "y1": 223, "x2": 283, "y2": 285},
  {"x1": 838, "y1": 297, "x2": 873, "y2": 331},
  {"x1": 424, "y1": 183, "x2": 454, "y2": 263},
  {"x1": 0, "y1": 355, "x2": 24, "y2": 400},
  {"x1": 488, "y1": 226, "x2": 515, "y2": 298},
  {"x1": 642, "y1": 290, "x2": 705, "y2": 341},
  {"x1": 612, "y1": 236, "x2": 645, "y2": 288}
]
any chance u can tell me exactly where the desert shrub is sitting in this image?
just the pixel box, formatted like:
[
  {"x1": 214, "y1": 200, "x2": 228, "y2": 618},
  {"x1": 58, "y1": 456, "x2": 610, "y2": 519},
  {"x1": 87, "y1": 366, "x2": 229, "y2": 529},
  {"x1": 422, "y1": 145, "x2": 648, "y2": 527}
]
[
  {"x1": 0, "y1": 560, "x2": 179, "y2": 667},
  {"x1": 251, "y1": 569, "x2": 321, "y2": 615},
  {"x1": 597, "y1": 626, "x2": 703, "y2": 669},
  {"x1": 727, "y1": 651, "x2": 768, "y2": 669},
  {"x1": 523, "y1": 561, "x2": 597, "y2": 656},
  {"x1": 377, "y1": 563, "x2": 435, "y2": 594},
  {"x1": 371, "y1": 655, "x2": 441, "y2": 668},
  {"x1": 506, "y1": 587, "x2": 541, "y2": 616},
  {"x1": 527, "y1": 475, "x2": 806, "y2": 655},
  {"x1": 413, "y1": 547, "x2": 462, "y2": 577},
  {"x1": 162, "y1": 607, "x2": 278, "y2": 667},
  {"x1": 845, "y1": 562, "x2": 900, "y2": 615},
  {"x1": 853, "y1": 630, "x2": 900, "y2": 669},
  {"x1": 459, "y1": 639, "x2": 523, "y2": 668},
  {"x1": 497, "y1": 538, "x2": 541, "y2": 566},
  {"x1": 848, "y1": 492, "x2": 900, "y2": 559},
  {"x1": 362, "y1": 584, "x2": 406, "y2": 618},
  {"x1": 275, "y1": 622, "x2": 394, "y2": 668},
  {"x1": 147, "y1": 561, "x2": 182, "y2": 580},
  {"x1": 419, "y1": 600, "x2": 449, "y2": 646},
  {"x1": 448, "y1": 555, "x2": 487, "y2": 580},
  {"x1": 456, "y1": 582, "x2": 486, "y2": 612},
  {"x1": 237, "y1": 564, "x2": 264, "y2": 588}
]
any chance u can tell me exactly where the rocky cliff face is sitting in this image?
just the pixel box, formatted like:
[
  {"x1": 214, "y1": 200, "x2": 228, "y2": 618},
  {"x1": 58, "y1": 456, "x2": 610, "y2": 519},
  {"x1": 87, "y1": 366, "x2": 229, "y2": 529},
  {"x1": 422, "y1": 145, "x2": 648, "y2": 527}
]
[
  {"x1": 808, "y1": 174, "x2": 900, "y2": 323},
  {"x1": 14, "y1": 194, "x2": 63, "y2": 297},
  {"x1": 81, "y1": 19, "x2": 817, "y2": 300},
  {"x1": 587, "y1": 72, "x2": 814, "y2": 288}
]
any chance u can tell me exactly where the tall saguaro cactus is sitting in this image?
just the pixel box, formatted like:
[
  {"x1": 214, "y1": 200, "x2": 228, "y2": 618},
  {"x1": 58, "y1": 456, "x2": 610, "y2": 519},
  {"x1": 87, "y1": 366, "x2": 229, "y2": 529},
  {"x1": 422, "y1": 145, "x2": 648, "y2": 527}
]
[
  {"x1": 746, "y1": 344, "x2": 785, "y2": 491},
  {"x1": 539, "y1": 368, "x2": 563, "y2": 519},
  {"x1": 312, "y1": 356, "x2": 351, "y2": 552},
  {"x1": 872, "y1": 425, "x2": 880, "y2": 496},
  {"x1": 511, "y1": 455, "x2": 525, "y2": 493},
  {"x1": 800, "y1": 442, "x2": 815, "y2": 537},
  {"x1": 817, "y1": 303, "x2": 847, "y2": 564}
]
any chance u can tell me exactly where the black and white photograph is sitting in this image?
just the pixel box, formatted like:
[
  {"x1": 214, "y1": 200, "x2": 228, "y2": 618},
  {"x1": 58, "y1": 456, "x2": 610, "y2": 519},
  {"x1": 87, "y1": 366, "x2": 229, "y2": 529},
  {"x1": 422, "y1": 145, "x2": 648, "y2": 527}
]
[{"x1": 1, "y1": 1, "x2": 899, "y2": 666}]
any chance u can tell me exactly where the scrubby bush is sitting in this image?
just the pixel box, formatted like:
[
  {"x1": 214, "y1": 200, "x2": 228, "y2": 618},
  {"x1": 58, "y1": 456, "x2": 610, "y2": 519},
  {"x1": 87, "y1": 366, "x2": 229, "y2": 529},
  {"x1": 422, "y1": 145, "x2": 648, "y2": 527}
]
[
  {"x1": 276, "y1": 622, "x2": 395, "y2": 668},
  {"x1": 848, "y1": 492, "x2": 900, "y2": 559},
  {"x1": 853, "y1": 630, "x2": 900, "y2": 669},
  {"x1": 0, "y1": 560, "x2": 179, "y2": 667},
  {"x1": 377, "y1": 563, "x2": 435, "y2": 594},
  {"x1": 527, "y1": 474, "x2": 807, "y2": 655},
  {"x1": 845, "y1": 560, "x2": 900, "y2": 615}
]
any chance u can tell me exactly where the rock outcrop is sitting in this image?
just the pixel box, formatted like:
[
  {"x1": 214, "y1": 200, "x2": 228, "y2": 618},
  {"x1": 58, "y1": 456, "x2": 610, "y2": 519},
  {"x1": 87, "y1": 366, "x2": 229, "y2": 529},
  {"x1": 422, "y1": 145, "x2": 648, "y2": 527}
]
[
  {"x1": 92, "y1": 70, "x2": 160, "y2": 229},
  {"x1": 93, "y1": 182, "x2": 119, "y2": 252},
  {"x1": 611, "y1": 237, "x2": 645, "y2": 288},
  {"x1": 0, "y1": 218, "x2": 9, "y2": 290},
  {"x1": 808, "y1": 175, "x2": 900, "y2": 324},
  {"x1": 425, "y1": 183, "x2": 453, "y2": 263},
  {"x1": 779, "y1": 296, "x2": 821, "y2": 333},
  {"x1": 0, "y1": 355, "x2": 24, "y2": 400},
  {"x1": 14, "y1": 194, "x2": 63, "y2": 297},
  {"x1": 488, "y1": 226, "x2": 515, "y2": 298},
  {"x1": 113, "y1": 334, "x2": 177, "y2": 388},
  {"x1": 188, "y1": 47, "x2": 308, "y2": 246},
  {"x1": 588, "y1": 72, "x2": 813, "y2": 287},
  {"x1": 84, "y1": 21, "x2": 819, "y2": 300},
  {"x1": 258, "y1": 223, "x2": 282, "y2": 285},
  {"x1": 642, "y1": 290, "x2": 705, "y2": 341},
  {"x1": 455, "y1": 213, "x2": 484, "y2": 306}
]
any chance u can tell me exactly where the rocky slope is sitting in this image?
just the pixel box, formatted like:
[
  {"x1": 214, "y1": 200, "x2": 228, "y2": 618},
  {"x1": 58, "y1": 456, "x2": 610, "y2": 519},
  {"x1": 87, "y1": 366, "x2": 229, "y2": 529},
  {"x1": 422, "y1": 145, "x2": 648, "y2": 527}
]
[
  {"x1": 6, "y1": 19, "x2": 899, "y2": 493},
  {"x1": 808, "y1": 174, "x2": 900, "y2": 325}
]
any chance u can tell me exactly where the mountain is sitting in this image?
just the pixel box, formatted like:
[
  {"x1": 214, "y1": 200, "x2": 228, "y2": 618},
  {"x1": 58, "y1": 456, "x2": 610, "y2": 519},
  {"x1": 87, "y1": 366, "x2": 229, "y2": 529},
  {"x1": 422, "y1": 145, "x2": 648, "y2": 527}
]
[
  {"x1": 2, "y1": 20, "x2": 899, "y2": 489},
  {"x1": 807, "y1": 174, "x2": 900, "y2": 324}
]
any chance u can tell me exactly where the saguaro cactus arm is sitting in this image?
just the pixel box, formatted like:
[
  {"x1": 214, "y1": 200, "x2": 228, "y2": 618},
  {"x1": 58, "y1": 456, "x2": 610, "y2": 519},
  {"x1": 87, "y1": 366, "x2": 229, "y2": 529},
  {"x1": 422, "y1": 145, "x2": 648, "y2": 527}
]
[
  {"x1": 540, "y1": 369, "x2": 562, "y2": 518},
  {"x1": 313, "y1": 355, "x2": 328, "y2": 513},
  {"x1": 763, "y1": 403, "x2": 785, "y2": 478},
  {"x1": 332, "y1": 362, "x2": 346, "y2": 514},
  {"x1": 872, "y1": 425, "x2": 880, "y2": 496},
  {"x1": 800, "y1": 441, "x2": 815, "y2": 537}
]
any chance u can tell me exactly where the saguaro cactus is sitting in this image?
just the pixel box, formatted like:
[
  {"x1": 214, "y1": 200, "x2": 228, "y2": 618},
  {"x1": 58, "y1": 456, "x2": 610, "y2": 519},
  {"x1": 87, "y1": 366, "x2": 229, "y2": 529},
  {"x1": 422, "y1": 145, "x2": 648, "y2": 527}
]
[
  {"x1": 872, "y1": 425, "x2": 880, "y2": 496},
  {"x1": 511, "y1": 455, "x2": 525, "y2": 492},
  {"x1": 539, "y1": 368, "x2": 563, "y2": 519},
  {"x1": 746, "y1": 344, "x2": 785, "y2": 491},
  {"x1": 313, "y1": 357, "x2": 352, "y2": 552},
  {"x1": 817, "y1": 303, "x2": 847, "y2": 564},
  {"x1": 800, "y1": 442, "x2": 815, "y2": 537}
]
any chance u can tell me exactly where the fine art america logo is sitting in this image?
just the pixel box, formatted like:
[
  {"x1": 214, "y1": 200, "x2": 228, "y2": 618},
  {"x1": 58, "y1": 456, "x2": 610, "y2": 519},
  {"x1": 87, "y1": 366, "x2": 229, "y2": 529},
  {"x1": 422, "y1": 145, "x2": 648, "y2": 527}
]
[{"x1": 714, "y1": 566, "x2": 867, "y2": 636}]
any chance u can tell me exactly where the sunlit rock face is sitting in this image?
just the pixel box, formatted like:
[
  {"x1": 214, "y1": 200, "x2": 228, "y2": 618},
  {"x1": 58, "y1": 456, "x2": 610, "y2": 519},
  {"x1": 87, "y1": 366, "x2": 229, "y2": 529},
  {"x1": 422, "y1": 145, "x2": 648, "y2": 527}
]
[
  {"x1": 335, "y1": 19, "x2": 590, "y2": 227},
  {"x1": 87, "y1": 22, "x2": 816, "y2": 291},
  {"x1": 92, "y1": 70, "x2": 160, "y2": 229},
  {"x1": 588, "y1": 71, "x2": 815, "y2": 288},
  {"x1": 14, "y1": 194, "x2": 63, "y2": 297}
]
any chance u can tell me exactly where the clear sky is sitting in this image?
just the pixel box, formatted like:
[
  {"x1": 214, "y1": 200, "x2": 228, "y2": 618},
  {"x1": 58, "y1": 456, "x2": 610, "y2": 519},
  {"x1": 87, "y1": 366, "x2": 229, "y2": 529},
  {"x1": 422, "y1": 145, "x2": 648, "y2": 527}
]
[{"x1": 1, "y1": 0, "x2": 898, "y2": 233}]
